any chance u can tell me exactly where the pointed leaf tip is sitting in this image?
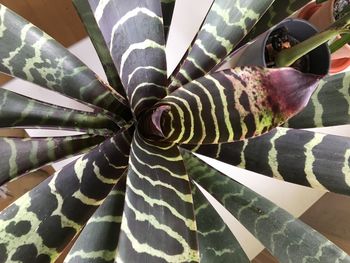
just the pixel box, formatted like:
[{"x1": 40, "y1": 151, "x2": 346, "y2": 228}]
[
  {"x1": 264, "y1": 67, "x2": 321, "y2": 118},
  {"x1": 152, "y1": 66, "x2": 322, "y2": 144},
  {"x1": 287, "y1": 71, "x2": 350, "y2": 128}
]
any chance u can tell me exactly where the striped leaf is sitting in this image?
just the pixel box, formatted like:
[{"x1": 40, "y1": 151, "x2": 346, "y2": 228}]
[
  {"x1": 0, "y1": 4, "x2": 128, "y2": 116},
  {"x1": 161, "y1": 0, "x2": 176, "y2": 41},
  {"x1": 189, "y1": 127, "x2": 350, "y2": 196},
  {"x1": 287, "y1": 72, "x2": 350, "y2": 128},
  {"x1": 169, "y1": 0, "x2": 275, "y2": 91},
  {"x1": 0, "y1": 128, "x2": 132, "y2": 262},
  {"x1": 190, "y1": 181, "x2": 249, "y2": 263},
  {"x1": 0, "y1": 134, "x2": 105, "y2": 186},
  {"x1": 88, "y1": 0, "x2": 167, "y2": 116},
  {"x1": 64, "y1": 174, "x2": 126, "y2": 263},
  {"x1": 72, "y1": 0, "x2": 127, "y2": 99},
  {"x1": 0, "y1": 88, "x2": 118, "y2": 134},
  {"x1": 182, "y1": 150, "x2": 350, "y2": 262},
  {"x1": 147, "y1": 67, "x2": 319, "y2": 144},
  {"x1": 238, "y1": 0, "x2": 310, "y2": 48},
  {"x1": 116, "y1": 129, "x2": 199, "y2": 262}
]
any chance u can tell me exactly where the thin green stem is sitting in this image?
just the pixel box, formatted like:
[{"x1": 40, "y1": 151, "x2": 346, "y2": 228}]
[
  {"x1": 329, "y1": 33, "x2": 350, "y2": 53},
  {"x1": 275, "y1": 30, "x2": 338, "y2": 67},
  {"x1": 275, "y1": 11, "x2": 350, "y2": 68}
]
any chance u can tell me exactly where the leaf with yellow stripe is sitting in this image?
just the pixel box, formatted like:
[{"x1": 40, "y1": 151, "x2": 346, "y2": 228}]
[
  {"x1": 188, "y1": 127, "x2": 350, "y2": 196},
  {"x1": 190, "y1": 181, "x2": 249, "y2": 262},
  {"x1": 0, "y1": 128, "x2": 132, "y2": 262},
  {"x1": 0, "y1": 88, "x2": 118, "y2": 134},
  {"x1": 287, "y1": 71, "x2": 350, "y2": 128},
  {"x1": 0, "y1": 4, "x2": 128, "y2": 117},
  {"x1": 238, "y1": 0, "x2": 310, "y2": 48},
  {"x1": 169, "y1": 0, "x2": 275, "y2": 91},
  {"x1": 87, "y1": 0, "x2": 167, "y2": 117},
  {"x1": 182, "y1": 150, "x2": 350, "y2": 262},
  {"x1": 161, "y1": 0, "x2": 176, "y2": 41},
  {"x1": 146, "y1": 67, "x2": 320, "y2": 145},
  {"x1": 116, "y1": 129, "x2": 199, "y2": 262},
  {"x1": 0, "y1": 134, "x2": 106, "y2": 186},
  {"x1": 72, "y1": 0, "x2": 127, "y2": 100},
  {"x1": 64, "y1": 174, "x2": 126, "y2": 263}
]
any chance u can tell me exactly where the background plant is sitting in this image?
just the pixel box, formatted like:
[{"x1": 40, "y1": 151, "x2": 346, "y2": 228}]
[{"x1": 0, "y1": 0, "x2": 349, "y2": 263}]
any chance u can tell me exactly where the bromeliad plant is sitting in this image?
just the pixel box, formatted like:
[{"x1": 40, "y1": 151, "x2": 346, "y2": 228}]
[{"x1": 0, "y1": 0, "x2": 350, "y2": 262}]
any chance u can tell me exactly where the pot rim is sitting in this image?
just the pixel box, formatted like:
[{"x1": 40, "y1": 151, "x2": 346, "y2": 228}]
[
  {"x1": 261, "y1": 18, "x2": 330, "y2": 72},
  {"x1": 298, "y1": 0, "x2": 350, "y2": 73}
]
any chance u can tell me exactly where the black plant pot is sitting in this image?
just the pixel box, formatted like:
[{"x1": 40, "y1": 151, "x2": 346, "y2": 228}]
[{"x1": 218, "y1": 18, "x2": 330, "y2": 75}]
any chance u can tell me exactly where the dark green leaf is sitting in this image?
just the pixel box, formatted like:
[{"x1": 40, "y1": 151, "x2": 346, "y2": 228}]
[
  {"x1": 189, "y1": 127, "x2": 350, "y2": 196},
  {"x1": 116, "y1": 129, "x2": 199, "y2": 262},
  {"x1": 72, "y1": 0, "x2": 127, "y2": 100},
  {"x1": 0, "y1": 88, "x2": 118, "y2": 134},
  {"x1": 149, "y1": 67, "x2": 319, "y2": 144},
  {"x1": 287, "y1": 72, "x2": 350, "y2": 128},
  {"x1": 161, "y1": 0, "x2": 176, "y2": 41},
  {"x1": 190, "y1": 181, "x2": 249, "y2": 263},
  {"x1": 182, "y1": 150, "x2": 350, "y2": 263},
  {"x1": 0, "y1": 134, "x2": 105, "y2": 186},
  {"x1": 65, "y1": 174, "x2": 126, "y2": 263},
  {"x1": 238, "y1": 0, "x2": 310, "y2": 48},
  {"x1": 0, "y1": 4, "x2": 128, "y2": 117},
  {"x1": 168, "y1": 0, "x2": 275, "y2": 91},
  {"x1": 87, "y1": 0, "x2": 167, "y2": 116},
  {"x1": 0, "y1": 128, "x2": 132, "y2": 262}
]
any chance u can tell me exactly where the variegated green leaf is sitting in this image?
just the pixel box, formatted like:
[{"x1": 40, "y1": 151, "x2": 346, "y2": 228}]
[
  {"x1": 182, "y1": 150, "x2": 350, "y2": 262},
  {"x1": 169, "y1": 0, "x2": 275, "y2": 91},
  {"x1": 64, "y1": 174, "x2": 126, "y2": 263},
  {"x1": 1, "y1": 2, "x2": 347, "y2": 263},
  {"x1": 116, "y1": 129, "x2": 199, "y2": 262},
  {"x1": 0, "y1": 134, "x2": 105, "y2": 186},
  {"x1": 287, "y1": 72, "x2": 350, "y2": 128},
  {"x1": 188, "y1": 127, "x2": 350, "y2": 196},
  {"x1": 88, "y1": 0, "x2": 167, "y2": 116},
  {"x1": 161, "y1": 0, "x2": 176, "y2": 41},
  {"x1": 190, "y1": 181, "x2": 249, "y2": 263},
  {"x1": 148, "y1": 67, "x2": 319, "y2": 144},
  {"x1": 0, "y1": 88, "x2": 118, "y2": 134},
  {"x1": 238, "y1": 0, "x2": 310, "y2": 48},
  {"x1": 0, "y1": 128, "x2": 132, "y2": 262},
  {"x1": 72, "y1": 0, "x2": 127, "y2": 100},
  {"x1": 0, "y1": 4, "x2": 128, "y2": 117}
]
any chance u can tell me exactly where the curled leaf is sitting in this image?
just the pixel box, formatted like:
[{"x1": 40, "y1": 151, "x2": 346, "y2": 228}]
[{"x1": 145, "y1": 67, "x2": 320, "y2": 145}]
